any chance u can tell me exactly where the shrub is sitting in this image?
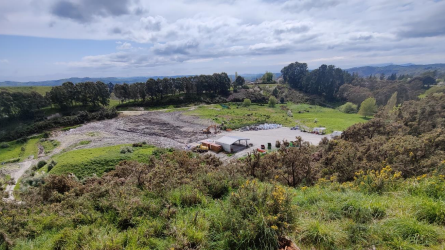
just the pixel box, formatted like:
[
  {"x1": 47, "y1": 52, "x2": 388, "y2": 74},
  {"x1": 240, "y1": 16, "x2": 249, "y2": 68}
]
[
  {"x1": 0, "y1": 142, "x2": 8, "y2": 148},
  {"x1": 352, "y1": 166, "x2": 402, "y2": 194},
  {"x1": 120, "y1": 146, "x2": 134, "y2": 154},
  {"x1": 216, "y1": 180, "x2": 296, "y2": 249},
  {"x1": 42, "y1": 132, "x2": 50, "y2": 138},
  {"x1": 339, "y1": 102, "x2": 357, "y2": 113},
  {"x1": 243, "y1": 98, "x2": 251, "y2": 107},
  {"x1": 47, "y1": 160, "x2": 57, "y2": 172},
  {"x1": 280, "y1": 97, "x2": 285, "y2": 104},
  {"x1": 268, "y1": 96, "x2": 277, "y2": 107},
  {"x1": 37, "y1": 160, "x2": 47, "y2": 169}
]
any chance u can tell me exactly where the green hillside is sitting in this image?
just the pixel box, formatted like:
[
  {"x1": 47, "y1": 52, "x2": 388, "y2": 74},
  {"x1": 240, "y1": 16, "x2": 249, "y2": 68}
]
[{"x1": 0, "y1": 86, "x2": 52, "y2": 95}]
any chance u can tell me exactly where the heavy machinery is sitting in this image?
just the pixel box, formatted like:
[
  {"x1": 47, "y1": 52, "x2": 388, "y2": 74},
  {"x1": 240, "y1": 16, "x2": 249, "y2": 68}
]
[
  {"x1": 203, "y1": 125, "x2": 219, "y2": 135},
  {"x1": 193, "y1": 144, "x2": 209, "y2": 153}
]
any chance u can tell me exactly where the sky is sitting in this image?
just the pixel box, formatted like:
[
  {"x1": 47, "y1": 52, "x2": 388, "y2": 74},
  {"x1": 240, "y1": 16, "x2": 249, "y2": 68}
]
[{"x1": 0, "y1": 0, "x2": 444, "y2": 82}]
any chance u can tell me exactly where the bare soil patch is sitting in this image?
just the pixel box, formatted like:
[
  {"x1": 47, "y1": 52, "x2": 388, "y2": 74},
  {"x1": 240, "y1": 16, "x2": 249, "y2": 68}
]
[{"x1": 53, "y1": 111, "x2": 216, "y2": 150}]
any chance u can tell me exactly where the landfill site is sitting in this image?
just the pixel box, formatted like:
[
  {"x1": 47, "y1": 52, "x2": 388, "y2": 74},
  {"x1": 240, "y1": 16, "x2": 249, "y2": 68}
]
[{"x1": 55, "y1": 110, "x2": 332, "y2": 159}]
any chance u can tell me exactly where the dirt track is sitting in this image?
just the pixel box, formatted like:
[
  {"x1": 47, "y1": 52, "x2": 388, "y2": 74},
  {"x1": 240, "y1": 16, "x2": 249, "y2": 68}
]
[{"x1": 54, "y1": 111, "x2": 216, "y2": 150}]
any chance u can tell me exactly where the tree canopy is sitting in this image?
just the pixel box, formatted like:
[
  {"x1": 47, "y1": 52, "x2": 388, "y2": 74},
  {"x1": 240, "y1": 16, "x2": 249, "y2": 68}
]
[
  {"x1": 281, "y1": 62, "x2": 354, "y2": 100},
  {"x1": 358, "y1": 97, "x2": 377, "y2": 117}
]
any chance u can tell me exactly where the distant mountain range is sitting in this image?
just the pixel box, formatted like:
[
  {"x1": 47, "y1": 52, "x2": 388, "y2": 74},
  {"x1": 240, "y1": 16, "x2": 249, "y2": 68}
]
[
  {"x1": 345, "y1": 63, "x2": 445, "y2": 77},
  {"x1": 1, "y1": 64, "x2": 444, "y2": 87},
  {"x1": 0, "y1": 74, "x2": 274, "y2": 87}
]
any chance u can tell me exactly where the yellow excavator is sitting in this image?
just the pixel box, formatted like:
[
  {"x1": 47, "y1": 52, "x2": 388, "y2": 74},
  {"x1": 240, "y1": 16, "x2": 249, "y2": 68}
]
[
  {"x1": 203, "y1": 125, "x2": 219, "y2": 135},
  {"x1": 193, "y1": 144, "x2": 209, "y2": 153}
]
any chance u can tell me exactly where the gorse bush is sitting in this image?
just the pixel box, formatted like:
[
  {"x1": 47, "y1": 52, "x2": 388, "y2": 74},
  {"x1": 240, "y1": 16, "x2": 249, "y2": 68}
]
[
  {"x1": 216, "y1": 180, "x2": 296, "y2": 249},
  {"x1": 352, "y1": 166, "x2": 402, "y2": 194}
]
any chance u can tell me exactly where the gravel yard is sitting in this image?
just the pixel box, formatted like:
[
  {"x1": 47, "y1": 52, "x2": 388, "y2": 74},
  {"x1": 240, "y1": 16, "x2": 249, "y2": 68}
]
[
  {"x1": 52, "y1": 111, "x2": 217, "y2": 150},
  {"x1": 201, "y1": 127, "x2": 328, "y2": 159}
]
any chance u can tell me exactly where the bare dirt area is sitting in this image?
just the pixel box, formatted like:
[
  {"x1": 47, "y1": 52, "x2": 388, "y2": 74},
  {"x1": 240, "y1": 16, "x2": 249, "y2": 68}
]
[{"x1": 53, "y1": 111, "x2": 217, "y2": 150}]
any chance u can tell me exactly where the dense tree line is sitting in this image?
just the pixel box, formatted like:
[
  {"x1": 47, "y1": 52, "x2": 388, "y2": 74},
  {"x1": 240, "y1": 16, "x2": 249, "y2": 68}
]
[
  {"x1": 281, "y1": 62, "x2": 356, "y2": 100},
  {"x1": 47, "y1": 81, "x2": 110, "y2": 109},
  {"x1": 0, "y1": 108, "x2": 117, "y2": 142},
  {"x1": 337, "y1": 75, "x2": 425, "y2": 106},
  {"x1": 0, "y1": 91, "x2": 48, "y2": 119},
  {"x1": 113, "y1": 73, "x2": 231, "y2": 103}
]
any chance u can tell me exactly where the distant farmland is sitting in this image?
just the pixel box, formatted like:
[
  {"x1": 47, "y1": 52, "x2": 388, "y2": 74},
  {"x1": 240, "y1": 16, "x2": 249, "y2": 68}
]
[{"x1": 0, "y1": 86, "x2": 52, "y2": 96}]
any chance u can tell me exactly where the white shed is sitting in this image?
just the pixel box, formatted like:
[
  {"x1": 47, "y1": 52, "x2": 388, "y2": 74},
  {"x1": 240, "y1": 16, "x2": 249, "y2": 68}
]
[
  {"x1": 215, "y1": 136, "x2": 250, "y2": 152},
  {"x1": 331, "y1": 131, "x2": 342, "y2": 138}
]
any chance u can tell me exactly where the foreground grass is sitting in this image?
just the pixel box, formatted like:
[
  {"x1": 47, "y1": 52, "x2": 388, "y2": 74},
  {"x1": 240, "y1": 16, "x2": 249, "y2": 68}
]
[
  {"x1": 7, "y1": 172, "x2": 445, "y2": 250},
  {"x1": 185, "y1": 103, "x2": 368, "y2": 132},
  {"x1": 49, "y1": 144, "x2": 156, "y2": 178}
]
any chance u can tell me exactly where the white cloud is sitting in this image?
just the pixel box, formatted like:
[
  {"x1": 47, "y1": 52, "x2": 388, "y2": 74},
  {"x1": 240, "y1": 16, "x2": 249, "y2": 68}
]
[
  {"x1": 0, "y1": 59, "x2": 9, "y2": 64},
  {"x1": 116, "y1": 42, "x2": 133, "y2": 50},
  {"x1": 0, "y1": 0, "x2": 445, "y2": 79}
]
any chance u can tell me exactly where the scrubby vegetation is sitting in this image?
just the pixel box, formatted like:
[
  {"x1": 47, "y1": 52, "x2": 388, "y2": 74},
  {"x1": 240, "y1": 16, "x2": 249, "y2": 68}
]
[
  {"x1": 0, "y1": 108, "x2": 117, "y2": 142},
  {"x1": 1, "y1": 63, "x2": 445, "y2": 249}
]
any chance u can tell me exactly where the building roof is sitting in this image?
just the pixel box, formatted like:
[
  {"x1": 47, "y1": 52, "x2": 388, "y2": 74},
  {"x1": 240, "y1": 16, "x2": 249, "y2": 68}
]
[{"x1": 216, "y1": 136, "x2": 250, "y2": 145}]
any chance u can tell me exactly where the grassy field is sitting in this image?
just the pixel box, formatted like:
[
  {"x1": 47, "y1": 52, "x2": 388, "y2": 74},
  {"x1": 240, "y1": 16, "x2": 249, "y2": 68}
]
[
  {"x1": 0, "y1": 136, "x2": 60, "y2": 164},
  {"x1": 0, "y1": 137, "x2": 39, "y2": 163},
  {"x1": 49, "y1": 144, "x2": 155, "y2": 178},
  {"x1": 184, "y1": 103, "x2": 368, "y2": 133},
  {"x1": 0, "y1": 86, "x2": 52, "y2": 96}
]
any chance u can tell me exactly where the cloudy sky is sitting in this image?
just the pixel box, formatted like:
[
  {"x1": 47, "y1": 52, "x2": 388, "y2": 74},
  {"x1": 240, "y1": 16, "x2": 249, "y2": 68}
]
[{"x1": 0, "y1": 0, "x2": 444, "y2": 81}]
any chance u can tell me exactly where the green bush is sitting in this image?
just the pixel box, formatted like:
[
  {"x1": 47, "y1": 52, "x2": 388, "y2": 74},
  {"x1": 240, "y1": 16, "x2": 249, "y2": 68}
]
[
  {"x1": 120, "y1": 146, "x2": 134, "y2": 154},
  {"x1": 339, "y1": 102, "x2": 357, "y2": 113},
  {"x1": 214, "y1": 180, "x2": 296, "y2": 249},
  {"x1": 268, "y1": 96, "x2": 277, "y2": 107},
  {"x1": 243, "y1": 98, "x2": 251, "y2": 107},
  {"x1": 47, "y1": 160, "x2": 57, "y2": 172},
  {"x1": 0, "y1": 142, "x2": 9, "y2": 148},
  {"x1": 37, "y1": 160, "x2": 47, "y2": 169}
]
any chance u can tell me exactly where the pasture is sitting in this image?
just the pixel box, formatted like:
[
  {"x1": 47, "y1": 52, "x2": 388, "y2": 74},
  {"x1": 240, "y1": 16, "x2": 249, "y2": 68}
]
[
  {"x1": 184, "y1": 103, "x2": 368, "y2": 133},
  {"x1": 49, "y1": 144, "x2": 156, "y2": 178}
]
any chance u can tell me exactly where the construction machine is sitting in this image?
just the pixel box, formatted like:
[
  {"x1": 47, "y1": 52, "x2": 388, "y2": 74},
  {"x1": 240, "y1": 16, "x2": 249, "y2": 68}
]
[
  {"x1": 193, "y1": 144, "x2": 209, "y2": 153},
  {"x1": 202, "y1": 125, "x2": 219, "y2": 134}
]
